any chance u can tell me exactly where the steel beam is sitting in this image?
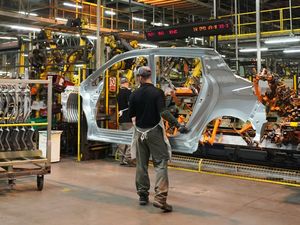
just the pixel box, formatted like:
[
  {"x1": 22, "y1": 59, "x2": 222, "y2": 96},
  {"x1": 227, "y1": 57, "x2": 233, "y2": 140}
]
[
  {"x1": 256, "y1": 0, "x2": 261, "y2": 72},
  {"x1": 153, "y1": 1, "x2": 183, "y2": 6},
  {"x1": 96, "y1": 0, "x2": 101, "y2": 69},
  {"x1": 0, "y1": 9, "x2": 55, "y2": 24},
  {"x1": 235, "y1": 0, "x2": 239, "y2": 73},
  {"x1": 156, "y1": 2, "x2": 194, "y2": 7}
]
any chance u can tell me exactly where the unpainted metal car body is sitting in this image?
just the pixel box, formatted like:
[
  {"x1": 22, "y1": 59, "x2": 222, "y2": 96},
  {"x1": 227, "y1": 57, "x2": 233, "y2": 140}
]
[{"x1": 80, "y1": 47, "x2": 267, "y2": 154}]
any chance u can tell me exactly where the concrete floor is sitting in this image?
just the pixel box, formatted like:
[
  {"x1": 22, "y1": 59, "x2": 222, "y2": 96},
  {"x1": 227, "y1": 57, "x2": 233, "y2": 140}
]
[{"x1": 1, "y1": 158, "x2": 300, "y2": 225}]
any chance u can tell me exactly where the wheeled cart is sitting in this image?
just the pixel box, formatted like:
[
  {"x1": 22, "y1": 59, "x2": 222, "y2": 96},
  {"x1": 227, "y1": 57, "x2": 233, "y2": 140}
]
[{"x1": 0, "y1": 78, "x2": 52, "y2": 191}]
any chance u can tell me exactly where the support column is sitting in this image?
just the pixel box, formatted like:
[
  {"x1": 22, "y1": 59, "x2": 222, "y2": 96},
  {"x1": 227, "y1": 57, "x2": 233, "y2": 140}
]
[
  {"x1": 96, "y1": 0, "x2": 101, "y2": 69},
  {"x1": 289, "y1": 0, "x2": 293, "y2": 32},
  {"x1": 172, "y1": 5, "x2": 175, "y2": 25},
  {"x1": 152, "y1": 6, "x2": 155, "y2": 26},
  {"x1": 256, "y1": 0, "x2": 261, "y2": 72},
  {"x1": 213, "y1": 0, "x2": 218, "y2": 50},
  {"x1": 19, "y1": 43, "x2": 25, "y2": 77},
  {"x1": 235, "y1": 0, "x2": 239, "y2": 74}
]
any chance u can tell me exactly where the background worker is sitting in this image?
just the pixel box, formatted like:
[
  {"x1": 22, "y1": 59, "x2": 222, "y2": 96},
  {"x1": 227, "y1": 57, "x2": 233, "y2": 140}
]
[
  {"x1": 117, "y1": 77, "x2": 132, "y2": 165},
  {"x1": 128, "y1": 66, "x2": 189, "y2": 213}
]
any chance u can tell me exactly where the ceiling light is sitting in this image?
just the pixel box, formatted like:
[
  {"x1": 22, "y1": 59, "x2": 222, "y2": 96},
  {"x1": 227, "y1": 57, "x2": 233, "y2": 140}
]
[
  {"x1": 283, "y1": 49, "x2": 300, "y2": 53},
  {"x1": 75, "y1": 64, "x2": 84, "y2": 67},
  {"x1": 23, "y1": 54, "x2": 28, "y2": 57},
  {"x1": 151, "y1": 22, "x2": 169, "y2": 27},
  {"x1": 63, "y1": 2, "x2": 83, "y2": 8},
  {"x1": 87, "y1": 35, "x2": 97, "y2": 40},
  {"x1": 265, "y1": 36, "x2": 300, "y2": 44},
  {"x1": 19, "y1": 11, "x2": 38, "y2": 16},
  {"x1": 139, "y1": 43, "x2": 158, "y2": 48},
  {"x1": 221, "y1": 55, "x2": 226, "y2": 58},
  {"x1": 132, "y1": 31, "x2": 139, "y2": 34},
  {"x1": 56, "y1": 17, "x2": 68, "y2": 22},
  {"x1": 239, "y1": 48, "x2": 268, "y2": 52},
  {"x1": 105, "y1": 10, "x2": 116, "y2": 16},
  {"x1": 10, "y1": 25, "x2": 41, "y2": 32},
  {"x1": 132, "y1": 17, "x2": 146, "y2": 22},
  {"x1": 0, "y1": 36, "x2": 18, "y2": 40}
]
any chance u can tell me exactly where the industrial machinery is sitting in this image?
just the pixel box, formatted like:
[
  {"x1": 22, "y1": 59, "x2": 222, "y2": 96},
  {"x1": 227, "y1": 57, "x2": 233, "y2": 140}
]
[{"x1": 254, "y1": 69, "x2": 300, "y2": 147}]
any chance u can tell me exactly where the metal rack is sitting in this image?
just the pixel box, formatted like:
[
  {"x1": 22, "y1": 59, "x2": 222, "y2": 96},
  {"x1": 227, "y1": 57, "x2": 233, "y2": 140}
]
[{"x1": 0, "y1": 78, "x2": 52, "y2": 191}]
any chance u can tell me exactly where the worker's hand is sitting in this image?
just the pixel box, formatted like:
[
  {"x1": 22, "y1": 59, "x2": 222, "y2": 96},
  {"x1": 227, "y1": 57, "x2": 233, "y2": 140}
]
[{"x1": 178, "y1": 125, "x2": 189, "y2": 134}]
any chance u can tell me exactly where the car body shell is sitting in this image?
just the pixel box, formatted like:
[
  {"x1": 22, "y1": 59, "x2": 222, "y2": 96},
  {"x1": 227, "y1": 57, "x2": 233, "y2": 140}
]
[{"x1": 80, "y1": 47, "x2": 267, "y2": 154}]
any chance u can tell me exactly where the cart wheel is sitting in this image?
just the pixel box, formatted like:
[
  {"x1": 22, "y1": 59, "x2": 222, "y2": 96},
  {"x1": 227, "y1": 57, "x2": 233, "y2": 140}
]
[{"x1": 37, "y1": 175, "x2": 44, "y2": 191}]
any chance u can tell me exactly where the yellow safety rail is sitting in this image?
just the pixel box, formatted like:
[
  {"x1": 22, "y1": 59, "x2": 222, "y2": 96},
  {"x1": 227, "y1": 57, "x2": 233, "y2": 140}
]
[
  {"x1": 219, "y1": 5, "x2": 300, "y2": 40},
  {"x1": 0, "y1": 123, "x2": 48, "y2": 127},
  {"x1": 169, "y1": 155, "x2": 300, "y2": 188}
]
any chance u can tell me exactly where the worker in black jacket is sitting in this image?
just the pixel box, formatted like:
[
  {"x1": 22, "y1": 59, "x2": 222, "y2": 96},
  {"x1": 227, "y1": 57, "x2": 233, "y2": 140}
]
[
  {"x1": 128, "y1": 66, "x2": 189, "y2": 212},
  {"x1": 117, "y1": 77, "x2": 132, "y2": 165}
]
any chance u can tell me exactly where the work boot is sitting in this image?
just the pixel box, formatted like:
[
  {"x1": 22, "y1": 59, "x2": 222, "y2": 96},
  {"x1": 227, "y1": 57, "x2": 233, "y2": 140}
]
[
  {"x1": 139, "y1": 195, "x2": 149, "y2": 205},
  {"x1": 120, "y1": 160, "x2": 128, "y2": 166},
  {"x1": 153, "y1": 201, "x2": 173, "y2": 212},
  {"x1": 119, "y1": 156, "x2": 128, "y2": 166}
]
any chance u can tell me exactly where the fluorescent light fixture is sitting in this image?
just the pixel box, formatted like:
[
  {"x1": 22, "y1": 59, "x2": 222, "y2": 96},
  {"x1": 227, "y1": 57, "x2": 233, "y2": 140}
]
[
  {"x1": 265, "y1": 36, "x2": 300, "y2": 44},
  {"x1": 151, "y1": 22, "x2": 169, "y2": 27},
  {"x1": 75, "y1": 64, "x2": 84, "y2": 67},
  {"x1": 63, "y1": 2, "x2": 83, "y2": 8},
  {"x1": 0, "y1": 71, "x2": 12, "y2": 75},
  {"x1": 239, "y1": 48, "x2": 268, "y2": 52},
  {"x1": 10, "y1": 25, "x2": 41, "y2": 32},
  {"x1": 139, "y1": 43, "x2": 158, "y2": 48},
  {"x1": 283, "y1": 49, "x2": 300, "y2": 53},
  {"x1": 105, "y1": 10, "x2": 116, "y2": 16},
  {"x1": 132, "y1": 17, "x2": 146, "y2": 22},
  {"x1": 132, "y1": 31, "x2": 139, "y2": 34},
  {"x1": 87, "y1": 35, "x2": 97, "y2": 40},
  {"x1": 56, "y1": 17, "x2": 68, "y2": 22},
  {"x1": 19, "y1": 11, "x2": 38, "y2": 16},
  {"x1": 0, "y1": 36, "x2": 17, "y2": 40}
]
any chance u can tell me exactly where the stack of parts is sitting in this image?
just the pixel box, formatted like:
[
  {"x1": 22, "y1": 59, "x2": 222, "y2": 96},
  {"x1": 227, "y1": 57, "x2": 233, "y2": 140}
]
[{"x1": 0, "y1": 84, "x2": 35, "y2": 151}]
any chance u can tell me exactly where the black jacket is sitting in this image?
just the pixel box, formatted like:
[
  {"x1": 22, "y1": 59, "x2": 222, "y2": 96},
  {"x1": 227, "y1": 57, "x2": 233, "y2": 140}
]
[
  {"x1": 117, "y1": 87, "x2": 132, "y2": 123},
  {"x1": 129, "y1": 83, "x2": 165, "y2": 128}
]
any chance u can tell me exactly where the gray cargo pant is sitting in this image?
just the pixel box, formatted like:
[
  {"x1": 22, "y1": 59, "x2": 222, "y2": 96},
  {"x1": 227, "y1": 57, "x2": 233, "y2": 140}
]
[
  {"x1": 118, "y1": 122, "x2": 132, "y2": 164},
  {"x1": 134, "y1": 125, "x2": 170, "y2": 204}
]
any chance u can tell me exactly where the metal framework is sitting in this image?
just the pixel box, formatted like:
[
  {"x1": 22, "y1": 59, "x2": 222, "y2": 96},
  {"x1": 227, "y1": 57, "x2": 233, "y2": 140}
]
[
  {"x1": 0, "y1": 1, "x2": 300, "y2": 41},
  {"x1": 0, "y1": 78, "x2": 52, "y2": 190}
]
